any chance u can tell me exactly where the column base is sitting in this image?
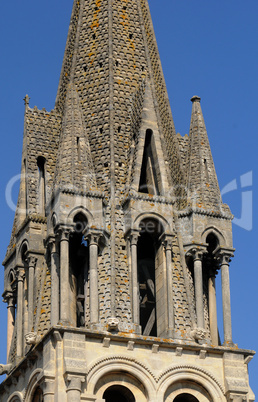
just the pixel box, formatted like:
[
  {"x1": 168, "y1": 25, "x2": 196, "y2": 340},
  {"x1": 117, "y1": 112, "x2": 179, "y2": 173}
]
[
  {"x1": 223, "y1": 340, "x2": 236, "y2": 347},
  {"x1": 159, "y1": 328, "x2": 175, "y2": 339}
]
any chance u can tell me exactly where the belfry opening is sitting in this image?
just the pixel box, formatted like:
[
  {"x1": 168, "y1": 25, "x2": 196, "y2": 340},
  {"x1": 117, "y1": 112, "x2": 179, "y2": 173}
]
[
  {"x1": 137, "y1": 218, "x2": 164, "y2": 337},
  {"x1": 69, "y1": 213, "x2": 89, "y2": 328}
]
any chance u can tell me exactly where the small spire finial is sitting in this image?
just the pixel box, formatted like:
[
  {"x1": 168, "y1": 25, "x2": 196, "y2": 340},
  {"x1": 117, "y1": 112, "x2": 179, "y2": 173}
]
[
  {"x1": 23, "y1": 94, "x2": 30, "y2": 107},
  {"x1": 191, "y1": 95, "x2": 201, "y2": 103}
]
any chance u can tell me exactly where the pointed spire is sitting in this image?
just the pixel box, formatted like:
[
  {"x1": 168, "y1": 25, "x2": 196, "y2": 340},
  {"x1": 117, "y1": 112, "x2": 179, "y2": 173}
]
[
  {"x1": 130, "y1": 79, "x2": 170, "y2": 195},
  {"x1": 53, "y1": 0, "x2": 184, "y2": 195},
  {"x1": 187, "y1": 96, "x2": 222, "y2": 211},
  {"x1": 54, "y1": 84, "x2": 96, "y2": 193}
]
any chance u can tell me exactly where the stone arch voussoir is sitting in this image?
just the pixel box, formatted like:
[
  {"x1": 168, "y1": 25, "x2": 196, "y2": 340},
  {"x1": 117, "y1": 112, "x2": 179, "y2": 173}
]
[
  {"x1": 87, "y1": 355, "x2": 157, "y2": 399},
  {"x1": 23, "y1": 368, "x2": 43, "y2": 402},
  {"x1": 17, "y1": 239, "x2": 29, "y2": 265},
  {"x1": 133, "y1": 212, "x2": 171, "y2": 233},
  {"x1": 68, "y1": 205, "x2": 94, "y2": 228},
  {"x1": 201, "y1": 226, "x2": 225, "y2": 247},
  {"x1": 7, "y1": 392, "x2": 23, "y2": 402},
  {"x1": 157, "y1": 365, "x2": 226, "y2": 402}
]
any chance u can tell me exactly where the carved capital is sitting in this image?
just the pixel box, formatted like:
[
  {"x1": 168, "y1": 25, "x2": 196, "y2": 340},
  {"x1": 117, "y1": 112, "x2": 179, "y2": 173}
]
[
  {"x1": 16, "y1": 268, "x2": 25, "y2": 282},
  {"x1": 85, "y1": 229, "x2": 103, "y2": 246},
  {"x1": 26, "y1": 255, "x2": 38, "y2": 269},
  {"x1": 185, "y1": 244, "x2": 207, "y2": 261},
  {"x1": 214, "y1": 247, "x2": 234, "y2": 267},
  {"x1": 37, "y1": 373, "x2": 55, "y2": 397},
  {"x1": 66, "y1": 375, "x2": 85, "y2": 392},
  {"x1": 127, "y1": 230, "x2": 140, "y2": 246},
  {"x1": 3, "y1": 290, "x2": 15, "y2": 307},
  {"x1": 42, "y1": 379, "x2": 55, "y2": 397},
  {"x1": 46, "y1": 235, "x2": 58, "y2": 254},
  {"x1": 227, "y1": 392, "x2": 248, "y2": 402},
  {"x1": 57, "y1": 226, "x2": 72, "y2": 242},
  {"x1": 160, "y1": 233, "x2": 174, "y2": 251}
]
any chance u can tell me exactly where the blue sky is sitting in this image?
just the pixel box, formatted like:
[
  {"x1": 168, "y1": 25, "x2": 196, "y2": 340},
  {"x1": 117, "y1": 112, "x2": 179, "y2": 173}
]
[{"x1": 0, "y1": 0, "x2": 257, "y2": 394}]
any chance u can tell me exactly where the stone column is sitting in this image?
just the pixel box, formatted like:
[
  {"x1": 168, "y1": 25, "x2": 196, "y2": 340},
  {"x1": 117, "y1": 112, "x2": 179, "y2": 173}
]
[
  {"x1": 85, "y1": 230, "x2": 102, "y2": 325},
  {"x1": 42, "y1": 379, "x2": 55, "y2": 402},
  {"x1": 84, "y1": 256, "x2": 89, "y2": 325},
  {"x1": 26, "y1": 256, "x2": 37, "y2": 331},
  {"x1": 3, "y1": 291, "x2": 15, "y2": 361},
  {"x1": 59, "y1": 228, "x2": 71, "y2": 324},
  {"x1": 49, "y1": 237, "x2": 60, "y2": 326},
  {"x1": 161, "y1": 234, "x2": 175, "y2": 337},
  {"x1": 187, "y1": 247, "x2": 207, "y2": 329},
  {"x1": 66, "y1": 375, "x2": 85, "y2": 402},
  {"x1": 216, "y1": 249, "x2": 234, "y2": 346},
  {"x1": 129, "y1": 230, "x2": 140, "y2": 325},
  {"x1": 16, "y1": 267, "x2": 25, "y2": 357},
  {"x1": 208, "y1": 269, "x2": 218, "y2": 346}
]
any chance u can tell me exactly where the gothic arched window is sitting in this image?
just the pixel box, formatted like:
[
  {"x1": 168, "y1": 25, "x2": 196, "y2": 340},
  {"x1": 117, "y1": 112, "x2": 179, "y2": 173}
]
[
  {"x1": 137, "y1": 218, "x2": 164, "y2": 336},
  {"x1": 37, "y1": 156, "x2": 46, "y2": 215},
  {"x1": 69, "y1": 213, "x2": 89, "y2": 327}
]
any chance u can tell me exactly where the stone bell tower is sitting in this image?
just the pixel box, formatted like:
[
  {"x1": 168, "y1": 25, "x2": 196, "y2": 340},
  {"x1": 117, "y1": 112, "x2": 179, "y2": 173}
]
[{"x1": 0, "y1": 0, "x2": 255, "y2": 401}]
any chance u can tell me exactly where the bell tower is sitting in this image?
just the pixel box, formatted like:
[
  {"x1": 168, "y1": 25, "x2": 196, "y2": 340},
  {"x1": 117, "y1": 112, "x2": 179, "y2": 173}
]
[{"x1": 0, "y1": 0, "x2": 255, "y2": 401}]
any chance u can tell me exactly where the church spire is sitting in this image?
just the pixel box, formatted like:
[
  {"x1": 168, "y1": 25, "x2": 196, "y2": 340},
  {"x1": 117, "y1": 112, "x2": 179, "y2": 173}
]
[{"x1": 53, "y1": 0, "x2": 184, "y2": 195}]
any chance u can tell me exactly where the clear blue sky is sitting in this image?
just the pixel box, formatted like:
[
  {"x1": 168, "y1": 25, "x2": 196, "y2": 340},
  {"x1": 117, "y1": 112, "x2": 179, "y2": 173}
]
[{"x1": 0, "y1": 0, "x2": 257, "y2": 394}]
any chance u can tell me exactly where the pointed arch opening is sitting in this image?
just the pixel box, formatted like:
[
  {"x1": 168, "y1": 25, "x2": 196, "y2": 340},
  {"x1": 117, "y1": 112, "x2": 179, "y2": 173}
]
[
  {"x1": 137, "y1": 218, "x2": 165, "y2": 336},
  {"x1": 139, "y1": 129, "x2": 161, "y2": 195},
  {"x1": 69, "y1": 213, "x2": 89, "y2": 327},
  {"x1": 37, "y1": 156, "x2": 46, "y2": 215},
  {"x1": 20, "y1": 158, "x2": 28, "y2": 218},
  {"x1": 20, "y1": 242, "x2": 29, "y2": 349},
  {"x1": 204, "y1": 233, "x2": 221, "y2": 346}
]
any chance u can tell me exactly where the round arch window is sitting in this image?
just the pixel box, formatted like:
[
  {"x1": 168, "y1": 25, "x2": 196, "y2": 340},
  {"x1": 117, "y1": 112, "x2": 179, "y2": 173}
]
[
  {"x1": 173, "y1": 393, "x2": 199, "y2": 402},
  {"x1": 103, "y1": 385, "x2": 135, "y2": 402}
]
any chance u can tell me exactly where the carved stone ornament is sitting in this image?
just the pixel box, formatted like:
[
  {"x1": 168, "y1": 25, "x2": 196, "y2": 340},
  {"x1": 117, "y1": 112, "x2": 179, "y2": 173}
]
[
  {"x1": 107, "y1": 317, "x2": 120, "y2": 331},
  {"x1": 190, "y1": 327, "x2": 208, "y2": 341},
  {"x1": 27, "y1": 256, "x2": 38, "y2": 269},
  {"x1": 25, "y1": 332, "x2": 40, "y2": 346},
  {"x1": 0, "y1": 363, "x2": 12, "y2": 376}
]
